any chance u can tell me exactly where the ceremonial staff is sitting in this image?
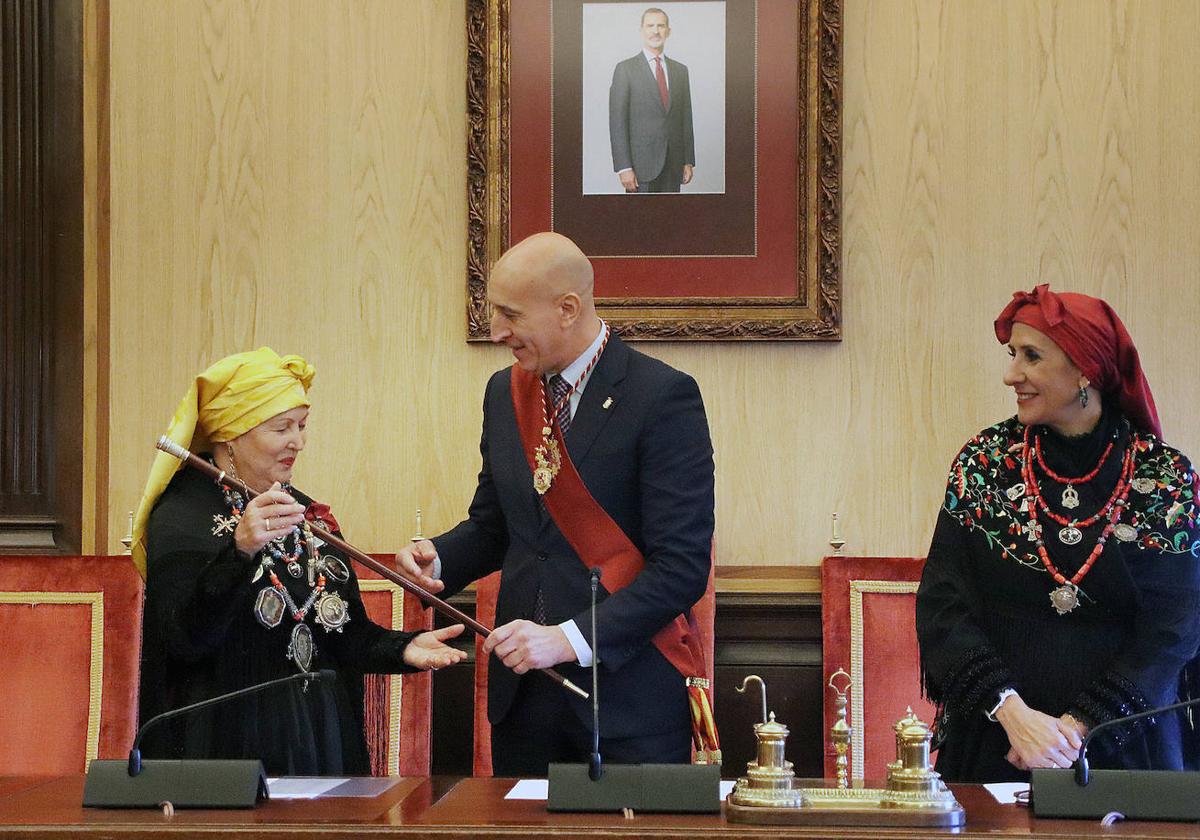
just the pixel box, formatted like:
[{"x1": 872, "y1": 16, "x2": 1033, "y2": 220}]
[{"x1": 156, "y1": 436, "x2": 588, "y2": 700}]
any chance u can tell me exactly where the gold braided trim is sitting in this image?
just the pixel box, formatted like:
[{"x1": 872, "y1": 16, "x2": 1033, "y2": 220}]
[
  {"x1": 0, "y1": 591, "x2": 104, "y2": 768},
  {"x1": 359, "y1": 579, "x2": 405, "y2": 776},
  {"x1": 848, "y1": 580, "x2": 919, "y2": 780}
]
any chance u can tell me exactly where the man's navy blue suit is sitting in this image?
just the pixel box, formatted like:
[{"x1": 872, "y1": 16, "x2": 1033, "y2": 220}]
[{"x1": 432, "y1": 335, "x2": 715, "y2": 773}]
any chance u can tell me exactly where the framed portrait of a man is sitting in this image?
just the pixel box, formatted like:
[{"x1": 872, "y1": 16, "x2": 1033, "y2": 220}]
[{"x1": 467, "y1": 0, "x2": 842, "y2": 340}]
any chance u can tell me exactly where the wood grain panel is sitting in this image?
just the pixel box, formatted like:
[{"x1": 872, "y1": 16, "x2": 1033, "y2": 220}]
[{"x1": 105, "y1": 0, "x2": 1200, "y2": 568}]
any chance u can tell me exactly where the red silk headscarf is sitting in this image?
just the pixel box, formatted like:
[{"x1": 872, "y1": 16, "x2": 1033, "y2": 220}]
[{"x1": 994, "y1": 284, "x2": 1161, "y2": 438}]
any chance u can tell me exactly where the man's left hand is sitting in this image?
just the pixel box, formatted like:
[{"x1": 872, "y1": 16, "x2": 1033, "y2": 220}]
[
  {"x1": 682, "y1": 164, "x2": 694, "y2": 185},
  {"x1": 483, "y1": 620, "x2": 575, "y2": 674}
]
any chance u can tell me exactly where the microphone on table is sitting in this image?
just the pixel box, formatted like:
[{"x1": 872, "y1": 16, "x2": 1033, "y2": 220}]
[
  {"x1": 1030, "y1": 695, "x2": 1200, "y2": 820},
  {"x1": 86, "y1": 668, "x2": 335, "y2": 809},
  {"x1": 545, "y1": 571, "x2": 720, "y2": 814},
  {"x1": 1073, "y1": 695, "x2": 1200, "y2": 786},
  {"x1": 129, "y1": 669, "x2": 336, "y2": 774}
]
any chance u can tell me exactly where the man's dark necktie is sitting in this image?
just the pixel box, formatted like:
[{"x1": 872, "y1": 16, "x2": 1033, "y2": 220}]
[{"x1": 549, "y1": 374, "x2": 572, "y2": 434}]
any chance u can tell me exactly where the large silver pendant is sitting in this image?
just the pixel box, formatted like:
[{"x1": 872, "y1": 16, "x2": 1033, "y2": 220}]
[
  {"x1": 254, "y1": 586, "x2": 286, "y2": 628},
  {"x1": 288, "y1": 623, "x2": 315, "y2": 672},
  {"x1": 1061, "y1": 486, "x2": 1080, "y2": 510},
  {"x1": 315, "y1": 592, "x2": 350, "y2": 633},
  {"x1": 1113, "y1": 523, "x2": 1138, "y2": 542},
  {"x1": 1058, "y1": 526, "x2": 1083, "y2": 545},
  {"x1": 1131, "y1": 477, "x2": 1156, "y2": 494},
  {"x1": 1049, "y1": 584, "x2": 1080, "y2": 615}
]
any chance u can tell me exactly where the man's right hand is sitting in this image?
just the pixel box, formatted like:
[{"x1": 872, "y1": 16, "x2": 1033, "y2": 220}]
[
  {"x1": 394, "y1": 539, "x2": 444, "y2": 593},
  {"x1": 618, "y1": 169, "x2": 638, "y2": 191}
]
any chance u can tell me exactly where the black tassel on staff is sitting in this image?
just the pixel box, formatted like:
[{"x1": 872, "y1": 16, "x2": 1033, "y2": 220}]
[{"x1": 156, "y1": 436, "x2": 589, "y2": 701}]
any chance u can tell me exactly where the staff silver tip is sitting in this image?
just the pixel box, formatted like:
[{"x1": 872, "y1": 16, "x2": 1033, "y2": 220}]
[
  {"x1": 561, "y1": 677, "x2": 590, "y2": 701},
  {"x1": 156, "y1": 436, "x2": 190, "y2": 461}
]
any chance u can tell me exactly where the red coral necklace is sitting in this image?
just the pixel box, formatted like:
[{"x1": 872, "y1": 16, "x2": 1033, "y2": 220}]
[{"x1": 1020, "y1": 426, "x2": 1137, "y2": 615}]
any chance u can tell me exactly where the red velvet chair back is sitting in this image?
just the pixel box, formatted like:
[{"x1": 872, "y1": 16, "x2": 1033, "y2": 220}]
[
  {"x1": 471, "y1": 572, "x2": 502, "y2": 776},
  {"x1": 471, "y1": 555, "x2": 717, "y2": 776},
  {"x1": 820, "y1": 555, "x2": 933, "y2": 781},
  {"x1": 358, "y1": 558, "x2": 434, "y2": 776},
  {"x1": 0, "y1": 555, "x2": 143, "y2": 775}
]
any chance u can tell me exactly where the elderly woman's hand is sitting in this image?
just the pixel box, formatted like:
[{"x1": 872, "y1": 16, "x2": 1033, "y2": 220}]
[
  {"x1": 995, "y1": 694, "x2": 1082, "y2": 770},
  {"x1": 234, "y1": 482, "x2": 306, "y2": 557},
  {"x1": 402, "y1": 623, "x2": 468, "y2": 671}
]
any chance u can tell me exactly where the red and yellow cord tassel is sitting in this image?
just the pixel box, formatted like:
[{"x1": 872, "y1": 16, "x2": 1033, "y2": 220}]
[{"x1": 686, "y1": 677, "x2": 721, "y2": 765}]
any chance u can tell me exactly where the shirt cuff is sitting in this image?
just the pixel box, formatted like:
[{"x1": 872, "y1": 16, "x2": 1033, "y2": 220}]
[
  {"x1": 430, "y1": 553, "x2": 442, "y2": 581},
  {"x1": 559, "y1": 619, "x2": 593, "y2": 667},
  {"x1": 617, "y1": 168, "x2": 633, "y2": 176}
]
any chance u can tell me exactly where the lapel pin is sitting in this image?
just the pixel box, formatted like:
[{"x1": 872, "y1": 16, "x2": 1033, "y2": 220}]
[{"x1": 602, "y1": 397, "x2": 614, "y2": 409}]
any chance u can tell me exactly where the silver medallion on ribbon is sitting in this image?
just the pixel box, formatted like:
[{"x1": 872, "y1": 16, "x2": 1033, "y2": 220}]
[
  {"x1": 288, "y1": 623, "x2": 315, "y2": 672},
  {"x1": 1049, "y1": 583, "x2": 1080, "y2": 615},
  {"x1": 316, "y1": 592, "x2": 350, "y2": 633},
  {"x1": 254, "y1": 587, "x2": 286, "y2": 629},
  {"x1": 320, "y1": 554, "x2": 350, "y2": 583}
]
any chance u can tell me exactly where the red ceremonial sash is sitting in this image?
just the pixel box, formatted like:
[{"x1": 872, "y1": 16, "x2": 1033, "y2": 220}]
[{"x1": 509, "y1": 365, "x2": 709, "y2": 681}]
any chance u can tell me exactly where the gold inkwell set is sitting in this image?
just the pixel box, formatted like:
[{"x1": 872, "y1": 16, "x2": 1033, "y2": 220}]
[{"x1": 725, "y1": 671, "x2": 965, "y2": 828}]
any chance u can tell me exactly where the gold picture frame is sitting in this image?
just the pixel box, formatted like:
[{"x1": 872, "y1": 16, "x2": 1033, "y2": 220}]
[{"x1": 467, "y1": 0, "x2": 842, "y2": 341}]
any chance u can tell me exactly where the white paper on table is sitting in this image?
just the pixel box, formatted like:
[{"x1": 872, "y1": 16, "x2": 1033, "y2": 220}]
[
  {"x1": 983, "y1": 782, "x2": 1029, "y2": 804},
  {"x1": 504, "y1": 778, "x2": 737, "y2": 801},
  {"x1": 267, "y1": 777, "x2": 349, "y2": 799},
  {"x1": 505, "y1": 779, "x2": 549, "y2": 800}
]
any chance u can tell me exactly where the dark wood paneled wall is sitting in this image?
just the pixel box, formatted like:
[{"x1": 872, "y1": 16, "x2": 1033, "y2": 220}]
[
  {"x1": 429, "y1": 588, "x2": 825, "y2": 778},
  {"x1": 0, "y1": 0, "x2": 84, "y2": 552}
]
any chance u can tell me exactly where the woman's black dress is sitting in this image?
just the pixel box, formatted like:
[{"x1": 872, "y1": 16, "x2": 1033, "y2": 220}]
[
  {"x1": 138, "y1": 465, "x2": 418, "y2": 775},
  {"x1": 917, "y1": 409, "x2": 1200, "y2": 782}
]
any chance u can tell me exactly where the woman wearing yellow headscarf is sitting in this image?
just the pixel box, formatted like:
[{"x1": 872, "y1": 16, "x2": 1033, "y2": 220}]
[{"x1": 134, "y1": 348, "x2": 464, "y2": 775}]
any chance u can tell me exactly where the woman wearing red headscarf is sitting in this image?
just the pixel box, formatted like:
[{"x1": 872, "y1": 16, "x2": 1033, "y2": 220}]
[{"x1": 916, "y1": 285, "x2": 1200, "y2": 782}]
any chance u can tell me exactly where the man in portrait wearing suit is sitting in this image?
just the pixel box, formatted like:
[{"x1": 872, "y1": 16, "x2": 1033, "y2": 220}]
[
  {"x1": 609, "y1": 7, "x2": 696, "y2": 193},
  {"x1": 395, "y1": 232, "x2": 715, "y2": 775}
]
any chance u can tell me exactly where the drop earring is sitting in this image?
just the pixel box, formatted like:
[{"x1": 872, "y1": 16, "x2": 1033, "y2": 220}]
[
  {"x1": 1078, "y1": 386, "x2": 1089, "y2": 408},
  {"x1": 226, "y1": 443, "x2": 241, "y2": 479}
]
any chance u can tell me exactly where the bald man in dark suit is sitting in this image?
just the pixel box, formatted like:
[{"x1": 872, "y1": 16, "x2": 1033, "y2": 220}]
[{"x1": 609, "y1": 8, "x2": 696, "y2": 193}]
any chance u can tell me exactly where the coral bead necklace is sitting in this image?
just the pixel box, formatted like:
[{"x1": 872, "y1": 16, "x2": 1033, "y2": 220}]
[
  {"x1": 1020, "y1": 425, "x2": 1137, "y2": 615},
  {"x1": 1033, "y1": 433, "x2": 1115, "y2": 510}
]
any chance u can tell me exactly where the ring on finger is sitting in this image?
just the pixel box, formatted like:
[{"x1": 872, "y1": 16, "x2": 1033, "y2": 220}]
[{"x1": 267, "y1": 516, "x2": 273, "y2": 531}]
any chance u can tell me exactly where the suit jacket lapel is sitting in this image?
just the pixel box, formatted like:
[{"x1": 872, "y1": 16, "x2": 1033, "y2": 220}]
[{"x1": 564, "y1": 335, "x2": 629, "y2": 468}]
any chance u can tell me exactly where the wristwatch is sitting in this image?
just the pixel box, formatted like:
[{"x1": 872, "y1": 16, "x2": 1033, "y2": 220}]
[{"x1": 985, "y1": 687, "x2": 1019, "y2": 722}]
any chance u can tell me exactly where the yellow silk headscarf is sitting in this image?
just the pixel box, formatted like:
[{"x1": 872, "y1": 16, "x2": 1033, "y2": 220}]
[{"x1": 131, "y1": 347, "x2": 316, "y2": 578}]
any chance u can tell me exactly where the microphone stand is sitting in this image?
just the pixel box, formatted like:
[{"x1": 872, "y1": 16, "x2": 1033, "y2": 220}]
[{"x1": 588, "y1": 568, "x2": 602, "y2": 782}]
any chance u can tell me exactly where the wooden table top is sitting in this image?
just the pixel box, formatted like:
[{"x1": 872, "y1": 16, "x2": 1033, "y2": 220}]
[{"x1": 1, "y1": 775, "x2": 1197, "y2": 839}]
